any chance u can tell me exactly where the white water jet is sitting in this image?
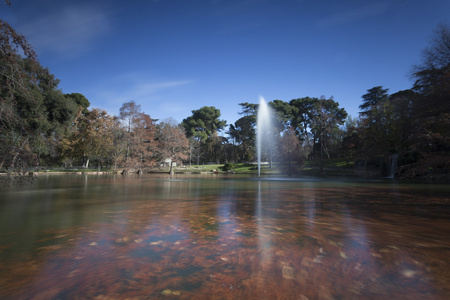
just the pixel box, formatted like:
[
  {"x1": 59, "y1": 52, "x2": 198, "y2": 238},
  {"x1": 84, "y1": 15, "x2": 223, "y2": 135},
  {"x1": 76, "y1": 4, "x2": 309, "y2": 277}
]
[
  {"x1": 387, "y1": 154, "x2": 398, "y2": 178},
  {"x1": 256, "y1": 96, "x2": 274, "y2": 177}
]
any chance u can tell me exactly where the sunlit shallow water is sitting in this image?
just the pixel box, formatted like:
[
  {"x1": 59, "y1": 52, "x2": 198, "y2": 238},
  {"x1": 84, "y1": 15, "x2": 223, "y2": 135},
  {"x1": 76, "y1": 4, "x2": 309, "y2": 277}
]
[{"x1": 1, "y1": 174, "x2": 449, "y2": 299}]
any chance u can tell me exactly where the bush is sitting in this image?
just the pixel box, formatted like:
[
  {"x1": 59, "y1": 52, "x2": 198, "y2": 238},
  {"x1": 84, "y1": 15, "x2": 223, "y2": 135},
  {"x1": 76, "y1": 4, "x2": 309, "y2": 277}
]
[{"x1": 222, "y1": 163, "x2": 236, "y2": 171}]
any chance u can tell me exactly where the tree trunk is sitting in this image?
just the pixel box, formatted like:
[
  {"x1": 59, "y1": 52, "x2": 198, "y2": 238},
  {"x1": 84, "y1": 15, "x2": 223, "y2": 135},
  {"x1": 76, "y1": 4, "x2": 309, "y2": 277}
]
[
  {"x1": 169, "y1": 161, "x2": 174, "y2": 177},
  {"x1": 269, "y1": 154, "x2": 273, "y2": 169},
  {"x1": 125, "y1": 118, "x2": 131, "y2": 166},
  {"x1": 319, "y1": 138, "x2": 324, "y2": 177}
]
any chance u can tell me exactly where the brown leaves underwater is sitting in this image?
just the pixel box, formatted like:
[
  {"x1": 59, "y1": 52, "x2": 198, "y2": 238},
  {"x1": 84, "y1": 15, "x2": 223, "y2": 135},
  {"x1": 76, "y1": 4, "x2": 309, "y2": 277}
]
[{"x1": 1, "y1": 177, "x2": 450, "y2": 299}]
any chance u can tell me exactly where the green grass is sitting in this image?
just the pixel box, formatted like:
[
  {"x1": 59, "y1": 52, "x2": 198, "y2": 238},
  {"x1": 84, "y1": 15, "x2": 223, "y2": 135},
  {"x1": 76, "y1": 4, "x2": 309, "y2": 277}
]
[
  {"x1": 3, "y1": 158, "x2": 355, "y2": 176},
  {"x1": 161, "y1": 163, "x2": 258, "y2": 174},
  {"x1": 303, "y1": 158, "x2": 353, "y2": 168},
  {"x1": 231, "y1": 163, "x2": 262, "y2": 173},
  {"x1": 302, "y1": 158, "x2": 354, "y2": 176},
  {"x1": 51, "y1": 158, "x2": 354, "y2": 177},
  {"x1": 171, "y1": 162, "x2": 293, "y2": 175},
  {"x1": 153, "y1": 164, "x2": 219, "y2": 173}
]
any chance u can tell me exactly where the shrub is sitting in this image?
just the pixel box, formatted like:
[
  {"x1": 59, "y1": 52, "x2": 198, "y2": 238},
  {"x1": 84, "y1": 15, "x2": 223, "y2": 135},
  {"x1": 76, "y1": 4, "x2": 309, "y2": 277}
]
[{"x1": 223, "y1": 163, "x2": 236, "y2": 171}]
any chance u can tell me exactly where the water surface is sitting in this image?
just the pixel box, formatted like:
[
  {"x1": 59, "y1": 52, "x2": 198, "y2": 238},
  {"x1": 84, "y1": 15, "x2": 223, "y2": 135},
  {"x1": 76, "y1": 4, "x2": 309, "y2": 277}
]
[{"x1": 1, "y1": 174, "x2": 449, "y2": 299}]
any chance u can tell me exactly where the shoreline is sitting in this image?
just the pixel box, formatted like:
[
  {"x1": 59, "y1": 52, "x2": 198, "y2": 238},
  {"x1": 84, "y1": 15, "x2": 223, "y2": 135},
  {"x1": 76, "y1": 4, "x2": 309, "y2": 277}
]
[
  {"x1": 1, "y1": 170, "x2": 448, "y2": 183},
  {"x1": 0, "y1": 171, "x2": 121, "y2": 176}
]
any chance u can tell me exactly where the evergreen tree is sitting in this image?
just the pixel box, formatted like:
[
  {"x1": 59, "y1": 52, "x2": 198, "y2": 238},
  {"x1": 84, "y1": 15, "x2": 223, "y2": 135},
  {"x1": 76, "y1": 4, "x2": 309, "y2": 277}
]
[{"x1": 359, "y1": 86, "x2": 389, "y2": 117}]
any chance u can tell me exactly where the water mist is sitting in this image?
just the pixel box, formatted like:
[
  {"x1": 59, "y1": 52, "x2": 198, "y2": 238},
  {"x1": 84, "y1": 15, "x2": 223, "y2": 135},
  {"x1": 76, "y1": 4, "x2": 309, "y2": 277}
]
[{"x1": 256, "y1": 96, "x2": 274, "y2": 177}]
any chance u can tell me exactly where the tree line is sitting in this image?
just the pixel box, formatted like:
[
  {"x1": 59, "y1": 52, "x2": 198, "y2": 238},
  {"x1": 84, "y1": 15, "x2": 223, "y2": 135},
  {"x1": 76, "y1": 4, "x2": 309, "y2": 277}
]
[
  {"x1": 1, "y1": 17, "x2": 448, "y2": 178},
  {"x1": 347, "y1": 24, "x2": 449, "y2": 178}
]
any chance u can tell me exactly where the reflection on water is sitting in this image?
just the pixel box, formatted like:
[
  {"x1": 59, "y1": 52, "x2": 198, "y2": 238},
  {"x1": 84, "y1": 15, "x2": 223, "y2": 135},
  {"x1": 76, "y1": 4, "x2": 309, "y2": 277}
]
[{"x1": 0, "y1": 174, "x2": 450, "y2": 299}]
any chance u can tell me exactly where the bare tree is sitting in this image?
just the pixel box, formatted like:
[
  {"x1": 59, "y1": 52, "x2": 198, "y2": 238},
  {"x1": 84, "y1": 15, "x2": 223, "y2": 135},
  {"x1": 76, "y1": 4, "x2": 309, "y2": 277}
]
[
  {"x1": 157, "y1": 118, "x2": 189, "y2": 175},
  {"x1": 419, "y1": 23, "x2": 450, "y2": 70},
  {"x1": 119, "y1": 100, "x2": 141, "y2": 167}
]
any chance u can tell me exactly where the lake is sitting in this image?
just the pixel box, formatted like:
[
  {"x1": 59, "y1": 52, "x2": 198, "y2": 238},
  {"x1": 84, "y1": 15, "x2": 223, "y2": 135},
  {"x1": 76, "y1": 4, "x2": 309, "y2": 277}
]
[{"x1": 1, "y1": 174, "x2": 449, "y2": 299}]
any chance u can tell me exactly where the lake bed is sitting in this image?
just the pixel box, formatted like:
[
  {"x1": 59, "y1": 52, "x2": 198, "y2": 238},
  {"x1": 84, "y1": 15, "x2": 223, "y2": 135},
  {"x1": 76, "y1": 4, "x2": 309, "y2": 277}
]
[{"x1": 1, "y1": 174, "x2": 449, "y2": 299}]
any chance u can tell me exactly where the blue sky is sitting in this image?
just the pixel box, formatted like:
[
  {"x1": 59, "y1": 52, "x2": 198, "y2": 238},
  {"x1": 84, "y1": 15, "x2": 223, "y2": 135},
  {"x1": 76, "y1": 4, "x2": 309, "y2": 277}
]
[{"x1": 1, "y1": 0, "x2": 449, "y2": 130}]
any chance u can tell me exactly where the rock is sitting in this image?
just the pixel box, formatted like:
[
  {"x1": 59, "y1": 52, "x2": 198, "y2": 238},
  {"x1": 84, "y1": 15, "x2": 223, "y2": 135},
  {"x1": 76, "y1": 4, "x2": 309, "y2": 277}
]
[
  {"x1": 281, "y1": 262, "x2": 294, "y2": 279},
  {"x1": 161, "y1": 289, "x2": 172, "y2": 296},
  {"x1": 116, "y1": 237, "x2": 130, "y2": 243},
  {"x1": 150, "y1": 240, "x2": 163, "y2": 246},
  {"x1": 313, "y1": 255, "x2": 324, "y2": 263},
  {"x1": 401, "y1": 269, "x2": 416, "y2": 278}
]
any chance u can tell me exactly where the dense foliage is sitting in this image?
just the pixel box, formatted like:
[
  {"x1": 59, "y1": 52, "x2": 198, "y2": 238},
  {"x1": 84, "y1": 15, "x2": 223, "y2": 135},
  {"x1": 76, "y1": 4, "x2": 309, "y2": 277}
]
[
  {"x1": 182, "y1": 106, "x2": 227, "y2": 164},
  {"x1": 343, "y1": 23, "x2": 450, "y2": 178},
  {"x1": 0, "y1": 20, "x2": 78, "y2": 172}
]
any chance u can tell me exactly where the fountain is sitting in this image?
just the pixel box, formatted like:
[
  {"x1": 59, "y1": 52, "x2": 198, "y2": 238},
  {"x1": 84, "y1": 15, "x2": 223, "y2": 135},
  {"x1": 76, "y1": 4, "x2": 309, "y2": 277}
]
[
  {"x1": 256, "y1": 96, "x2": 275, "y2": 177},
  {"x1": 387, "y1": 154, "x2": 399, "y2": 178}
]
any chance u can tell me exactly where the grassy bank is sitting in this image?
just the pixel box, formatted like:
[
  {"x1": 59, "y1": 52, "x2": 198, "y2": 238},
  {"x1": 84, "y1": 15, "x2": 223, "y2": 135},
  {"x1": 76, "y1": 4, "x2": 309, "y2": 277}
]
[
  {"x1": 157, "y1": 158, "x2": 355, "y2": 176},
  {"x1": 1, "y1": 159, "x2": 354, "y2": 176},
  {"x1": 302, "y1": 158, "x2": 355, "y2": 176}
]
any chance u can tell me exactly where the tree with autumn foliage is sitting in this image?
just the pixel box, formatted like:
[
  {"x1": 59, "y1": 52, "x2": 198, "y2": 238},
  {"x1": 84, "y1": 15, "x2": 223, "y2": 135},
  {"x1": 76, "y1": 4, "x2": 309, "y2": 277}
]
[
  {"x1": 60, "y1": 108, "x2": 116, "y2": 169},
  {"x1": 117, "y1": 101, "x2": 159, "y2": 171},
  {"x1": 129, "y1": 112, "x2": 158, "y2": 171},
  {"x1": 156, "y1": 118, "x2": 189, "y2": 175}
]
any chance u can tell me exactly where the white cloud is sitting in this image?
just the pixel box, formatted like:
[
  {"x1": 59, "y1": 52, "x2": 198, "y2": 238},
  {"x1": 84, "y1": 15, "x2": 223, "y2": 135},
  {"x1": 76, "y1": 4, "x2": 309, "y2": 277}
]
[
  {"x1": 88, "y1": 73, "x2": 193, "y2": 119},
  {"x1": 19, "y1": 4, "x2": 110, "y2": 59},
  {"x1": 133, "y1": 81, "x2": 193, "y2": 98},
  {"x1": 317, "y1": 2, "x2": 390, "y2": 28},
  {"x1": 157, "y1": 101, "x2": 190, "y2": 123}
]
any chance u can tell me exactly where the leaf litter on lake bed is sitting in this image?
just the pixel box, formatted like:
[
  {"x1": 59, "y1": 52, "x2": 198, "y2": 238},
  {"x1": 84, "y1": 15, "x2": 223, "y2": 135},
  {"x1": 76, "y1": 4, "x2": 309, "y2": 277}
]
[{"x1": 1, "y1": 202, "x2": 450, "y2": 300}]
